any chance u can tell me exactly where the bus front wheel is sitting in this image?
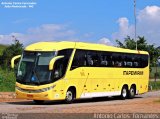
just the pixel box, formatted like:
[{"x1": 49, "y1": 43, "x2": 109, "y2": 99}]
[
  {"x1": 120, "y1": 86, "x2": 128, "y2": 100},
  {"x1": 65, "y1": 89, "x2": 75, "y2": 104}
]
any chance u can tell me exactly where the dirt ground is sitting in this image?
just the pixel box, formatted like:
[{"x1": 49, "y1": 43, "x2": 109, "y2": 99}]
[{"x1": 0, "y1": 92, "x2": 23, "y2": 102}]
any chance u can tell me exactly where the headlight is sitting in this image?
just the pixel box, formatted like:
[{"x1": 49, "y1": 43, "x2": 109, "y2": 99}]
[
  {"x1": 16, "y1": 84, "x2": 56, "y2": 93},
  {"x1": 39, "y1": 85, "x2": 56, "y2": 92}
]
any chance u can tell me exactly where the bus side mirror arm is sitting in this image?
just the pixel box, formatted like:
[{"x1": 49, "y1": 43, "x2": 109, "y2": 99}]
[
  {"x1": 11, "y1": 55, "x2": 21, "y2": 68},
  {"x1": 49, "y1": 56, "x2": 64, "y2": 70}
]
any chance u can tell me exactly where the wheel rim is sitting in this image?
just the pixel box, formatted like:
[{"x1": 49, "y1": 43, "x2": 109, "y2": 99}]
[
  {"x1": 66, "y1": 91, "x2": 73, "y2": 101},
  {"x1": 122, "y1": 88, "x2": 127, "y2": 98},
  {"x1": 130, "y1": 88, "x2": 135, "y2": 97}
]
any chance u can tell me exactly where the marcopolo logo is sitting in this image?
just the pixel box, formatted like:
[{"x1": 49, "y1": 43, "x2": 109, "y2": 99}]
[{"x1": 123, "y1": 71, "x2": 143, "y2": 75}]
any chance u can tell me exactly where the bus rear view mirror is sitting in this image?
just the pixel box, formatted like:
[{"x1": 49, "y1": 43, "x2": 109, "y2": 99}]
[
  {"x1": 11, "y1": 55, "x2": 21, "y2": 68},
  {"x1": 49, "y1": 56, "x2": 64, "y2": 70}
]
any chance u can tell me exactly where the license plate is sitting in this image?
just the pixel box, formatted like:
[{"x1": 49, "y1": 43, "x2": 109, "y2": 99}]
[{"x1": 27, "y1": 94, "x2": 33, "y2": 98}]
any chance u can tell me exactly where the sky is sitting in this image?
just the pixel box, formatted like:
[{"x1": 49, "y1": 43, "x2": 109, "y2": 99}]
[{"x1": 0, "y1": 0, "x2": 160, "y2": 47}]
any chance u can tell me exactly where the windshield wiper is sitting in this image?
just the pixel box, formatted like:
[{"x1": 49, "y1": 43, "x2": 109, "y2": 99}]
[
  {"x1": 31, "y1": 70, "x2": 41, "y2": 85},
  {"x1": 30, "y1": 53, "x2": 41, "y2": 85}
]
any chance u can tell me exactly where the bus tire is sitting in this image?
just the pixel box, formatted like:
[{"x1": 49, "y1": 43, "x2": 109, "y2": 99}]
[
  {"x1": 128, "y1": 86, "x2": 136, "y2": 99},
  {"x1": 120, "y1": 86, "x2": 128, "y2": 100},
  {"x1": 65, "y1": 89, "x2": 75, "y2": 104},
  {"x1": 33, "y1": 100, "x2": 44, "y2": 104}
]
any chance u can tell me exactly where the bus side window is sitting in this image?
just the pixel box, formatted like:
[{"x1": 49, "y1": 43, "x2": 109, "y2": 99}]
[
  {"x1": 123, "y1": 61, "x2": 127, "y2": 67},
  {"x1": 126, "y1": 62, "x2": 132, "y2": 67},
  {"x1": 133, "y1": 62, "x2": 139, "y2": 67},
  {"x1": 71, "y1": 50, "x2": 86, "y2": 70},
  {"x1": 86, "y1": 51, "x2": 101, "y2": 67},
  {"x1": 112, "y1": 53, "x2": 122, "y2": 67},
  {"x1": 140, "y1": 55, "x2": 148, "y2": 68},
  {"x1": 125, "y1": 54, "x2": 132, "y2": 67},
  {"x1": 100, "y1": 55, "x2": 108, "y2": 66},
  {"x1": 86, "y1": 54, "x2": 93, "y2": 66},
  {"x1": 100, "y1": 52, "x2": 112, "y2": 67}
]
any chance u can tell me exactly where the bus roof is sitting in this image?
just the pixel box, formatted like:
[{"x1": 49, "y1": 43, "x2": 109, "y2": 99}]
[{"x1": 25, "y1": 41, "x2": 149, "y2": 55}]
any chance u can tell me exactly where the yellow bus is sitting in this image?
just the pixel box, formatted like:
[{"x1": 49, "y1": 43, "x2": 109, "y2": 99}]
[{"x1": 11, "y1": 41, "x2": 149, "y2": 104}]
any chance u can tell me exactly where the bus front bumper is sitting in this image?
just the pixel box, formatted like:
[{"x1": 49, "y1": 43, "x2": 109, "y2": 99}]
[{"x1": 15, "y1": 89, "x2": 65, "y2": 101}]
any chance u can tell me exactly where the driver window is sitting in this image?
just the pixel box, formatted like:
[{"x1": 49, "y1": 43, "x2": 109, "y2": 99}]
[
  {"x1": 52, "y1": 58, "x2": 64, "y2": 80},
  {"x1": 51, "y1": 49, "x2": 73, "y2": 81}
]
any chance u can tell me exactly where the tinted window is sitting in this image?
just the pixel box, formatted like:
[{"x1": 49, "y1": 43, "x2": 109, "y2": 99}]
[
  {"x1": 51, "y1": 49, "x2": 73, "y2": 81},
  {"x1": 100, "y1": 52, "x2": 113, "y2": 67},
  {"x1": 71, "y1": 49, "x2": 148, "y2": 70},
  {"x1": 71, "y1": 50, "x2": 87, "y2": 70},
  {"x1": 87, "y1": 51, "x2": 100, "y2": 66}
]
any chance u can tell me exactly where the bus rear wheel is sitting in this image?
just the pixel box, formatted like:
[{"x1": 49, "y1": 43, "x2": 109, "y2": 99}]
[
  {"x1": 128, "y1": 86, "x2": 136, "y2": 99},
  {"x1": 33, "y1": 100, "x2": 44, "y2": 104},
  {"x1": 120, "y1": 86, "x2": 128, "y2": 100},
  {"x1": 65, "y1": 89, "x2": 75, "y2": 104}
]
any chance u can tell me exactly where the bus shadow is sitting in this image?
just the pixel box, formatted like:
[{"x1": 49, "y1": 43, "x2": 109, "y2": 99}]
[{"x1": 6, "y1": 96, "x2": 143, "y2": 105}]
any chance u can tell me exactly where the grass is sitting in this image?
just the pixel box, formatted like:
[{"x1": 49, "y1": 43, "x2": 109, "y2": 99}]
[
  {"x1": 0, "y1": 68, "x2": 16, "y2": 92},
  {"x1": 149, "y1": 81, "x2": 160, "y2": 90},
  {"x1": 0, "y1": 44, "x2": 15, "y2": 92},
  {"x1": 150, "y1": 67, "x2": 160, "y2": 79}
]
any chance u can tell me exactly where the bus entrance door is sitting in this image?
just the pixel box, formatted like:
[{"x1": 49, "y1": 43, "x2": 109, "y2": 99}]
[
  {"x1": 67, "y1": 67, "x2": 91, "y2": 98},
  {"x1": 79, "y1": 68, "x2": 92, "y2": 98}
]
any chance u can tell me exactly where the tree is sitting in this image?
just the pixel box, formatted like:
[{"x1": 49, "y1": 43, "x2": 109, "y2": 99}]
[
  {"x1": 1, "y1": 39, "x2": 23, "y2": 68},
  {"x1": 116, "y1": 36, "x2": 160, "y2": 66}
]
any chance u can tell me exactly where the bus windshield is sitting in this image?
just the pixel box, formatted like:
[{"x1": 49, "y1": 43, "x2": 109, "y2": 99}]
[{"x1": 17, "y1": 51, "x2": 55, "y2": 85}]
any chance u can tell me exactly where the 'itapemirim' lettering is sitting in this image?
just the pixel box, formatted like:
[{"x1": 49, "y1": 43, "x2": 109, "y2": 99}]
[{"x1": 123, "y1": 71, "x2": 143, "y2": 75}]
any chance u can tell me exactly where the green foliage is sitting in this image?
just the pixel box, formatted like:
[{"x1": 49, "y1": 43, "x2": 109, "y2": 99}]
[
  {"x1": 116, "y1": 36, "x2": 160, "y2": 67},
  {"x1": 0, "y1": 68, "x2": 16, "y2": 92},
  {"x1": 1, "y1": 40, "x2": 23, "y2": 68},
  {"x1": 0, "y1": 39, "x2": 23, "y2": 92},
  {"x1": 150, "y1": 67, "x2": 160, "y2": 79},
  {"x1": 0, "y1": 44, "x2": 8, "y2": 55},
  {"x1": 149, "y1": 81, "x2": 160, "y2": 90}
]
